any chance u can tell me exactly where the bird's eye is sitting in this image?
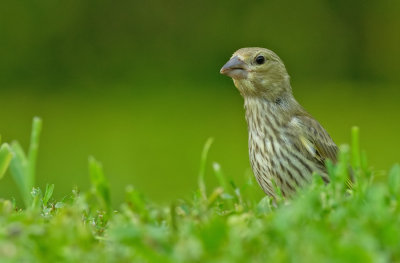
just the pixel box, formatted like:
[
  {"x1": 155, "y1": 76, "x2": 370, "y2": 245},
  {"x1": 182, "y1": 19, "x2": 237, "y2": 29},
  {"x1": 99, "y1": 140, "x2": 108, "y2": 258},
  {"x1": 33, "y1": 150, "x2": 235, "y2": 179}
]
[{"x1": 255, "y1": 55, "x2": 265, "y2": 65}]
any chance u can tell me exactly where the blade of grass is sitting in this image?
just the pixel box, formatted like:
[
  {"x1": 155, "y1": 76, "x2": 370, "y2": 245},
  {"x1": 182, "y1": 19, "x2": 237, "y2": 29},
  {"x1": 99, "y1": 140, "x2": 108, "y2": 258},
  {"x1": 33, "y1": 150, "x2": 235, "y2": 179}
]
[
  {"x1": 9, "y1": 141, "x2": 30, "y2": 205},
  {"x1": 89, "y1": 156, "x2": 111, "y2": 212},
  {"x1": 30, "y1": 187, "x2": 42, "y2": 210},
  {"x1": 0, "y1": 143, "x2": 13, "y2": 179},
  {"x1": 9, "y1": 117, "x2": 42, "y2": 207},
  {"x1": 125, "y1": 185, "x2": 148, "y2": 220},
  {"x1": 212, "y1": 162, "x2": 235, "y2": 208},
  {"x1": 43, "y1": 184, "x2": 55, "y2": 207},
  {"x1": 198, "y1": 138, "x2": 213, "y2": 202},
  {"x1": 27, "y1": 117, "x2": 42, "y2": 192},
  {"x1": 212, "y1": 162, "x2": 231, "y2": 195}
]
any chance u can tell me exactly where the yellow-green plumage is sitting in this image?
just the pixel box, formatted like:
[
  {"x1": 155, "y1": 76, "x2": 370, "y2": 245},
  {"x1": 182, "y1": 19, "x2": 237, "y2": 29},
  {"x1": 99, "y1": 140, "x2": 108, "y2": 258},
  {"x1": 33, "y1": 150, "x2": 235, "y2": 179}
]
[{"x1": 220, "y1": 47, "x2": 337, "y2": 197}]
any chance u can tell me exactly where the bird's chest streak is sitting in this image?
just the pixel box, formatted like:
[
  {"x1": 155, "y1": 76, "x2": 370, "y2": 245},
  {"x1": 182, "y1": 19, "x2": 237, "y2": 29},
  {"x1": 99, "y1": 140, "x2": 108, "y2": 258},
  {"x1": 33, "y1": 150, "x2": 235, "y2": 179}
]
[
  {"x1": 244, "y1": 97, "x2": 285, "y2": 148},
  {"x1": 243, "y1": 97, "x2": 290, "y2": 194}
]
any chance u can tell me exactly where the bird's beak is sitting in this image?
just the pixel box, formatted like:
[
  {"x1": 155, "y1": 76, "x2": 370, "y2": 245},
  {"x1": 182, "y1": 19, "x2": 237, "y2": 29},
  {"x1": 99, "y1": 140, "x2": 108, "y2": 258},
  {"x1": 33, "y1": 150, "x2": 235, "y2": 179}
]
[{"x1": 220, "y1": 56, "x2": 248, "y2": 79}]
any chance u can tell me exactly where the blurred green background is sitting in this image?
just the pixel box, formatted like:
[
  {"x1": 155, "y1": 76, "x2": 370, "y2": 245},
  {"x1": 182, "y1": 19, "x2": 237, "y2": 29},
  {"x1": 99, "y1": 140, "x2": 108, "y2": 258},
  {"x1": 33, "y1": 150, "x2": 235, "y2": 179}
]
[{"x1": 0, "y1": 0, "x2": 399, "y2": 205}]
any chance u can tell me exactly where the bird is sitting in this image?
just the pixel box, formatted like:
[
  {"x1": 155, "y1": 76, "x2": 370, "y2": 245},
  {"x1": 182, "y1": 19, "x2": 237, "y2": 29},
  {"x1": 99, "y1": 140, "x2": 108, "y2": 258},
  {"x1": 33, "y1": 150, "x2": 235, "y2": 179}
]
[{"x1": 220, "y1": 47, "x2": 337, "y2": 198}]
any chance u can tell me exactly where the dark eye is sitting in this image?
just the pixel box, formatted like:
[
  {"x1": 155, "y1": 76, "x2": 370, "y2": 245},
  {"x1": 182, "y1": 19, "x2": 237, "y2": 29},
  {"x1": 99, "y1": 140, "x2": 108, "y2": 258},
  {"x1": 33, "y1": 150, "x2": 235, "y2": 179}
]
[{"x1": 255, "y1": 55, "x2": 265, "y2": 65}]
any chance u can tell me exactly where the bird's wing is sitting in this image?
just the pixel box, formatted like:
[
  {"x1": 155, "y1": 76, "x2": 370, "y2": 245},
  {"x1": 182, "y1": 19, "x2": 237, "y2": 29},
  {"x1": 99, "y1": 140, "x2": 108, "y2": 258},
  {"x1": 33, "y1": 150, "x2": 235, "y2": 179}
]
[{"x1": 289, "y1": 114, "x2": 338, "y2": 173}]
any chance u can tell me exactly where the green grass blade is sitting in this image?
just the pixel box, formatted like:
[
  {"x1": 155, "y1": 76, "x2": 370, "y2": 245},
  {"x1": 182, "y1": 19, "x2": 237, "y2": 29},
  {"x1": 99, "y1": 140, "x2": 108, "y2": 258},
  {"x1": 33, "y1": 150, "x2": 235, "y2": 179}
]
[
  {"x1": 198, "y1": 138, "x2": 213, "y2": 201},
  {"x1": 0, "y1": 143, "x2": 13, "y2": 179},
  {"x1": 30, "y1": 187, "x2": 42, "y2": 210},
  {"x1": 27, "y1": 117, "x2": 42, "y2": 192},
  {"x1": 125, "y1": 185, "x2": 147, "y2": 219},
  {"x1": 8, "y1": 117, "x2": 42, "y2": 207},
  {"x1": 43, "y1": 184, "x2": 55, "y2": 207},
  {"x1": 9, "y1": 141, "x2": 30, "y2": 206},
  {"x1": 89, "y1": 156, "x2": 111, "y2": 211},
  {"x1": 336, "y1": 145, "x2": 350, "y2": 181},
  {"x1": 212, "y1": 162, "x2": 231, "y2": 194}
]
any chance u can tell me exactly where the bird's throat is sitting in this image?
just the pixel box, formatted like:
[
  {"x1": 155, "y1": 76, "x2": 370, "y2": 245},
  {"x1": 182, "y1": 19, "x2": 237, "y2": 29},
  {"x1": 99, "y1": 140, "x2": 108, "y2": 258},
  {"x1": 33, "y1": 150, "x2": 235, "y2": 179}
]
[{"x1": 244, "y1": 97, "x2": 283, "y2": 136}]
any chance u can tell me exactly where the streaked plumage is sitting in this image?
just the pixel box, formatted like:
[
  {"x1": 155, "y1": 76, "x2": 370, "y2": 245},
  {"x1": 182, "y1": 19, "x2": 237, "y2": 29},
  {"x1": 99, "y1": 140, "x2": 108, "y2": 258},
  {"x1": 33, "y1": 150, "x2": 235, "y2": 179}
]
[{"x1": 220, "y1": 47, "x2": 337, "y2": 197}]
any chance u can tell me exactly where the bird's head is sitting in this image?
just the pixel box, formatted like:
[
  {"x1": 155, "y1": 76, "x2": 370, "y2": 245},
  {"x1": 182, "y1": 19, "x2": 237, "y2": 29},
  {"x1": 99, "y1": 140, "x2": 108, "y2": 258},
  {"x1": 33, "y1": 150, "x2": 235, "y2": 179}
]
[{"x1": 220, "y1": 47, "x2": 292, "y2": 100}]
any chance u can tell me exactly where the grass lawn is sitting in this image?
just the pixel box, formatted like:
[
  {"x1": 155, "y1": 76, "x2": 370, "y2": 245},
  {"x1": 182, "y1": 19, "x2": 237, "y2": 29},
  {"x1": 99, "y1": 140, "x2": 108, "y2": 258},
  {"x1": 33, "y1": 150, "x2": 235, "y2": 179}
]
[{"x1": 0, "y1": 118, "x2": 399, "y2": 262}]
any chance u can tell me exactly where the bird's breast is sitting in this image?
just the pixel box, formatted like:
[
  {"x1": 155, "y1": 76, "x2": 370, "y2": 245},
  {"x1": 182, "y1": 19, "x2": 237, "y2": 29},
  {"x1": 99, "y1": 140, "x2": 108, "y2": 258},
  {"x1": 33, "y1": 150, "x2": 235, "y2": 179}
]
[{"x1": 245, "y1": 102, "x2": 318, "y2": 197}]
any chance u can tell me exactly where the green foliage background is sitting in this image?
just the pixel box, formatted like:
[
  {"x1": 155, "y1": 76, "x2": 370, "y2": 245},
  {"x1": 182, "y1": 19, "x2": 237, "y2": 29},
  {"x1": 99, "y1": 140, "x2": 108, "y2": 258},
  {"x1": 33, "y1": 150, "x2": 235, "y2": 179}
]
[{"x1": 0, "y1": 0, "x2": 399, "y2": 204}]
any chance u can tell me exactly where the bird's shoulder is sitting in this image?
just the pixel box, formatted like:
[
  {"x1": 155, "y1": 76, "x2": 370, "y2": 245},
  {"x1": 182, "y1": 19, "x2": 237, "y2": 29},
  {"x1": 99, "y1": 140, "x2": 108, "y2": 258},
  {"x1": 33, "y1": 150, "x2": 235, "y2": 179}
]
[{"x1": 288, "y1": 110, "x2": 338, "y2": 163}]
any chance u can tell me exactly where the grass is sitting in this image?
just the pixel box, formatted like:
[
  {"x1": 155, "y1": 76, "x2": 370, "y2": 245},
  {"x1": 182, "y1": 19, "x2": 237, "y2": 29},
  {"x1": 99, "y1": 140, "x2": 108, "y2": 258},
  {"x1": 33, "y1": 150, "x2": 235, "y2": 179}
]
[{"x1": 0, "y1": 118, "x2": 399, "y2": 262}]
